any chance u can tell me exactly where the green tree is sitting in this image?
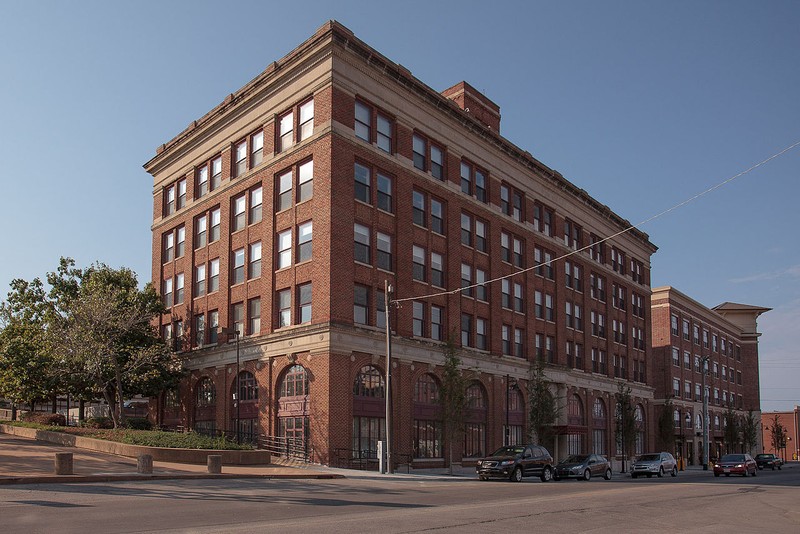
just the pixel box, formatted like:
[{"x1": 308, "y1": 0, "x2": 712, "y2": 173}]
[
  {"x1": 0, "y1": 278, "x2": 60, "y2": 415},
  {"x1": 656, "y1": 397, "x2": 676, "y2": 454},
  {"x1": 526, "y1": 358, "x2": 558, "y2": 450},
  {"x1": 723, "y1": 406, "x2": 740, "y2": 454},
  {"x1": 48, "y1": 261, "x2": 181, "y2": 427},
  {"x1": 740, "y1": 410, "x2": 759, "y2": 454},
  {"x1": 768, "y1": 414, "x2": 787, "y2": 457},
  {"x1": 615, "y1": 382, "x2": 637, "y2": 470},
  {"x1": 439, "y1": 339, "x2": 467, "y2": 475}
]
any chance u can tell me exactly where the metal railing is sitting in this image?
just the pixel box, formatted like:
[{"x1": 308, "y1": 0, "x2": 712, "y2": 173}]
[{"x1": 332, "y1": 448, "x2": 412, "y2": 472}]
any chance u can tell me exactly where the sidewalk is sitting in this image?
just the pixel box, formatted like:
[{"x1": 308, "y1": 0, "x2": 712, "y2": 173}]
[{"x1": 0, "y1": 433, "x2": 340, "y2": 485}]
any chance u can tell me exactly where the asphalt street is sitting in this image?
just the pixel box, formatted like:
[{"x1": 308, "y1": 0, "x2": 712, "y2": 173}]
[{"x1": 2, "y1": 462, "x2": 798, "y2": 533}]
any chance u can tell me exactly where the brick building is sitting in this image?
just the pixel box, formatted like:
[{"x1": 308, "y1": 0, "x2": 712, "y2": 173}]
[
  {"x1": 761, "y1": 407, "x2": 799, "y2": 462},
  {"x1": 650, "y1": 287, "x2": 769, "y2": 465},
  {"x1": 144, "y1": 21, "x2": 658, "y2": 468}
]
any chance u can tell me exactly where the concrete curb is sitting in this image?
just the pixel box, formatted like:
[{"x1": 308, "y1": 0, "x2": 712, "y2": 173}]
[{"x1": 0, "y1": 472, "x2": 344, "y2": 486}]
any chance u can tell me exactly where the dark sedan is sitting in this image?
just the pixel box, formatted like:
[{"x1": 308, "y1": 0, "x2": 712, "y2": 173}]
[
  {"x1": 713, "y1": 453, "x2": 757, "y2": 477},
  {"x1": 754, "y1": 453, "x2": 782, "y2": 470},
  {"x1": 554, "y1": 454, "x2": 612, "y2": 481}
]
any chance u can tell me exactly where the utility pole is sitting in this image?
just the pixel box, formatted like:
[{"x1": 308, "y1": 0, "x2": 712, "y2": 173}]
[
  {"x1": 505, "y1": 375, "x2": 510, "y2": 446},
  {"x1": 384, "y1": 281, "x2": 393, "y2": 475},
  {"x1": 702, "y1": 356, "x2": 709, "y2": 470}
]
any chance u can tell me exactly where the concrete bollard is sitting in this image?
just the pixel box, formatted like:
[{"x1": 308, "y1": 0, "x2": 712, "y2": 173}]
[
  {"x1": 54, "y1": 452, "x2": 73, "y2": 475},
  {"x1": 207, "y1": 455, "x2": 222, "y2": 474},
  {"x1": 137, "y1": 454, "x2": 153, "y2": 474}
]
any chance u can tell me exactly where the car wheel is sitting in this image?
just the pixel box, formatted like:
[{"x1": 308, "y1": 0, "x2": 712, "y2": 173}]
[
  {"x1": 604, "y1": 468, "x2": 612, "y2": 481},
  {"x1": 657, "y1": 467, "x2": 664, "y2": 478},
  {"x1": 771, "y1": 465, "x2": 775, "y2": 471},
  {"x1": 742, "y1": 469, "x2": 748, "y2": 477},
  {"x1": 541, "y1": 466, "x2": 553, "y2": 482},
  {"x1": 778, "y1": 465, "x2": 782, "y2": 470},
  {"x1": 511, "y1": 467, "x2": 523, "y2": 482},
  {"x1": 479, "y1": 476, "x2": 487, "y2": 481},
  {"x1": 752, "y1": 468, "x2": 757, "y2": 477},
  {"x1": 582, "y1": 469, "x2": 591, "y2": 481},
  {"x1": 671, "y1": 466, "x2": 678, "y2": 477}
]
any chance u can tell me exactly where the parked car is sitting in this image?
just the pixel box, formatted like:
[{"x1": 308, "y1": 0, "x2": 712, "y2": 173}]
[
  {"x1": 631, "y1": 452, "x2": 678, "y2": 478},
  {"x1": 554, "y1": 454, "x2": 612, "y2": 481},
  {"x1": 714, "y1": 453, "x2": 757, "y2": 477},
  {"x1": 476, "y1": 444, "x2": 554, "y2": 482},
  {"x1": 754, "y1": 453, "x2": 782, "y2": 470}
]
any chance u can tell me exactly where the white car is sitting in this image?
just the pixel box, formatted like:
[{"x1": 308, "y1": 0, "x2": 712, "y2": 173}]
[{"x1": 631, "y1": 452, "x2": 678, "y2": 478}]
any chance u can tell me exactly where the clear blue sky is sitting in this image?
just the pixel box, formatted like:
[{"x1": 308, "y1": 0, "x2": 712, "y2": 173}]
[{"x1": 1, "y1": 1, "x2": 798, "y2": 411}]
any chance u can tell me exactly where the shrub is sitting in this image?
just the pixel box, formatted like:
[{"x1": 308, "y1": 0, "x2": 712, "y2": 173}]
[
  {"x1": 124, "y1": 417, "x2": 153, "y2": 431},
  {"x1": 83, "y1": 416, "x2": 114, "y2": 429},
  {"x1": 21, "y1": 412, "x2": 66, "y2": 426}
]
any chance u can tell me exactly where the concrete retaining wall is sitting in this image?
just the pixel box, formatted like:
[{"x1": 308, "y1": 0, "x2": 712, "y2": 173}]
[{"x1": 0, "y1": 424, "x2": 270, "y2": 465}]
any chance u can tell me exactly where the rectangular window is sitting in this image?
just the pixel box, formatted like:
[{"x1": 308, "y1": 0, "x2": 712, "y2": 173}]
[
  {"x1": 211, "y1": 157, "x2": 221, "y2": 190},
  {"x1": 176, "y1": 179, "x2": 186, "y2": 210},
  {"x1": 564, "y1": 219, "x2": 581, "y2": 250},
  {"x1": 512, "y1": 190, "x2": 523, "y2": 222},
  {"x1": 475, "y1": 169, "x2": 487, "y2": 203},
  {"x1": 354, "y1": 163, "x2": 370, "y2": 204},
  {"x1": 412, "y1": 245, "x2": 425, "y2": 282},
  {"x1": 500, "y1": 185, "x2": 510, "y2": 216},
  {"x1": 377, "y1": 232, "x2": 392, "y2": 271},
  {"x1": 298, "y1": 283, "x2": 312, "y2": 323},
  {"x1": 232, "y1": 248, "x2": 245, "y2": 284},
  {"x1": 476, "y1": 269, "x2": 487, "y2": 302},
  {"x1": 461, "y1": 213, "x2": 472, "y2": 247},
  {"x1": 174, "y1": 228, "x2": 186, "y2": 259},
  {"x1": 501, "y1": 232, "x2": 510, "y2": 263},
  {"x1": 194, "y1": 264, "x2": 206, "y2": 297},
  {"x1": 430, "y1": 145, "x2": 443, "y2": 180},
  {"x1": 210, "y1": 208, "x2": 220, "y2": 242},
  {"x1": 248, "y1": 298, "x2": 261, "y2": 335},
  {"x1": 431, "y1": 198, "x2": 444, "y2": 235},
  {"x1": 208, "y1": 310, "x2": 218, "y2": 344},
  {"x1": 589, "y1": 234, "x2": 604, "y2": 263},
  {"x1": 163, "y1": 232, "x2": 174, "y2": 262},
  {"x1": 279, "y1": 111, "x2": 294, "y2": 152},
  {"x1": 515, "y1": 328, "x2": 524, "y2": 358},
  {"x1": 354, "y1": 285, "x2": 369, "y2": 325},
  {"x1": 545, "y1": 293, "x2": 554, "y2": 321},
  {"x1": 412, "y1": 190, "x2": 425, "y2": 227},
  {"x1": 545, "y1": 335, "x2": 555, "y2": 363},
  {"x1": 231, "y1": 302, "x2": 244, "y2": 336},
  {"x1": 693, "y1": 325, "x2": 700, "y2": 345},
  {"x1": 430, "y1": 252, "x2": 444, "y2": 287},
  {"x1": 684, "y1": 351, "x2": 691, "y2": 370},
  {"x1": 476, "y1": 318, "x2": 488, "y2": 350},
  {"x1": 164, "y1": 185, "x2": 175, "y2": 215},
  {"x1": 354, "y1": 101, "x2": 371, "y2": 142},
  {"x1": 502, "y1": 325, "x2": 511, "y2": 355},
  {"x1": 299, "y1": 99, "x2": 314, "y2": 141},
  {"x1": 461, "y1": 314, "x2": 472, "y2": 347},
  {"x1": 248, "y1": 242, "x2": 262, "y2": 279},
  {"x1": 278, "y1": 170, "x2": 293, "y2": 211},
  {"x1": 298, "y1": 160, "x2": 313, "y2": 202},
  {"x1": 278, "y1": 289, "x2": 291, "y2": 328},
  {"x1": 611, "y1": 248, "x2": 626, "y2": 274},
  {"x1": 413, "y1": 134, "x2": 427, "y2": 171},
  {"x1": 683, "y1": 319, "x2": 690, "y2": 340},
  {"x1": 431, "y1": 305, "x2": 443, "y2": 341},
  {"x1": 163, "y1": 278, "x2": 173, "y2": 307},
  {"x1": 195, "y1": 314, "x2": 205, "y2": 346},
  {"x1": 534, "y1": 290, "x2": 543, "y2": 318},
  {"x1": 413, "y1": 301, "x2": 424, "y2": 337},
  {"x1": 475, "y1": 219, "x2": 486, "y2": 252},
  {"x1": 703, "y1": 329, "x2": 709, "y2": 348},
  {"x1": 277, "y1": 229, "x2": 292, "y2": 269},
  {"x1": 460, "y1": 161, "x2": 472, "y2": 195},
  {"x1": 197, "y1": 166, "x2": 209, "y2": 198},
  {"x1": 209, "y1": 258, "x2": 219, "y2": 293},
  {"x1": 298, "y1": 221, "x2": 313, "y2": 263},
  {"x1": 514, "y1": 282, "x2": 524, "y2": 313},
  {"x1": 174, "y1": 273, "x2": 184, "y2": 305},
  {"x1": 232, "y1": 194, "x2": 246, "y2": 232},
  {"x1": 355, "y1": 224, "x2": 371, "y2": 264},
  {"x1": 234, "y1": 140, "x2": 247, "y2": 177},
  {"x1": 249, "y1": 186, "x2": 263, "y2": 224},
  {"x1": 377, "y1": 172, "x2": 392, "y2": 213},
  {"x1": 461, "y1": 263, "x2": 472, "y2": 297},
  {"x1": 251, "y1": 131, "x2": 264, "y2": 167},
  {"x1": 512, "y1": 237, "x2": 523, "y2": 268},
  {"x1": 377, "y1": 113, "x2": 392, "y2": 153}
]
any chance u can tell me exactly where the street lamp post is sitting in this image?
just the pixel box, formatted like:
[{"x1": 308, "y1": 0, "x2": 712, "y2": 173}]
[
  {"x1": 221, "y1": 327, "x2": 241, "y2": 445},
  {"x1": 701, "y1": 356, "x2": 710, "y2": 470},
  {"x1": 384, "y1": 281, "x2": 393, "y2": 475},
  {"x1": 505, "y1": 375, "x2": 511, "y2": 446},
  {"x1": 682, "y1": 412, "x2": 690, "y2": 470}
]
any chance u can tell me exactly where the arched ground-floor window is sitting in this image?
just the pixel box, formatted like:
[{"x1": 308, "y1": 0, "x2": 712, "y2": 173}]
[{"x1": 413, "y1": 374, "x2": 442, "y2": 459}]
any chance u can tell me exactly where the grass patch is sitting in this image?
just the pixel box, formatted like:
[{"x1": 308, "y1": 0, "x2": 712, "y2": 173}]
[{"x1": 0, "y1": 420, "x2": 252, "y2": 450}]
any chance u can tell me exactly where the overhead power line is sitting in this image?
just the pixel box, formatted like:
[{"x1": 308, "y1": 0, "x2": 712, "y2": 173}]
[{"x1": 394, "y1": 139, "x2": 800, "y2": 305}]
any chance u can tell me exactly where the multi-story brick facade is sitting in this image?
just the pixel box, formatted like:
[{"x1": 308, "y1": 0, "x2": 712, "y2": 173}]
[
  {"x1": 144, "y1": 21, "x2": 658, "y2": 468},
  {"x1": 651, "y1": 286, "x2": 769, "y2": 465}
]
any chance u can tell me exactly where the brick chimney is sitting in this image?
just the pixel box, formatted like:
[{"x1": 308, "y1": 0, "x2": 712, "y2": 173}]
[{"x1": 441, "y1": 81, "x2": 501, "y2": 132}]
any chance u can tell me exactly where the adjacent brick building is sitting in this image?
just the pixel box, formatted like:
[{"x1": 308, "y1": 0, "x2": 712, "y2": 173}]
[
  {"x1": 651, "y1": 287, "x2": 769, "y2": 465},
  {"x1": 144, "y1": 21, "x2": 659, "y2": 468},
  {"x1": 761, "y1": 407, "x2": 799, "y2": 462}
]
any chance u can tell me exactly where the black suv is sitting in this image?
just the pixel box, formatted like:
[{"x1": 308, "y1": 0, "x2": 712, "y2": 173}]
[
  {"x1": 755, "y1": 453, "x2": 782, "y2": 470},
  {"x1": 476, "y1": 444, "x2": 554, "y2": 482}
]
